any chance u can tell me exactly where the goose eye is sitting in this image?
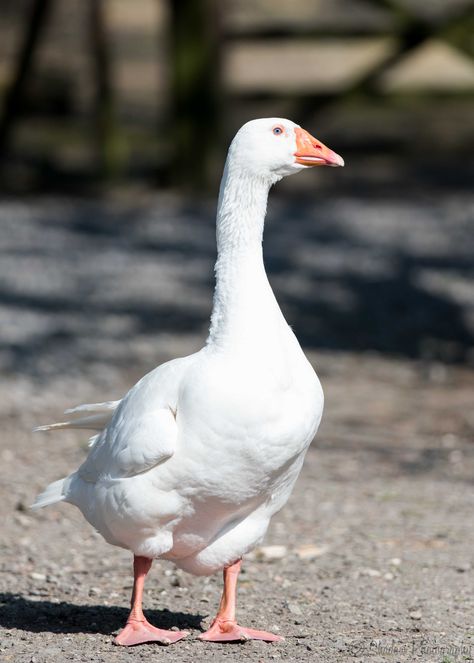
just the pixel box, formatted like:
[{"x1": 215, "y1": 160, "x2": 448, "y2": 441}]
[{"x1": 273, "y1": 126, "x2": 283, "y2": 136}]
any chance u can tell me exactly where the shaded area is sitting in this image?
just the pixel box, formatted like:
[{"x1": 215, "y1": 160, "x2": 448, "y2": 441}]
[
  {"x1": 0, "y1": 192, "x2": 472, "y2": 379},
  {"x1": 0, "y1": 593, "x2": 205, "y2": 635},
  {"x1": 270, "y1": 197, "x2": 474, "y2": 362}
]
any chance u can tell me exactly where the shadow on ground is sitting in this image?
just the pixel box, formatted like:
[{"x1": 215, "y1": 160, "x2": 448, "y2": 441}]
[
  {"x1": 0, "y1": 593, "x2": 205, "y2": 635},
  {"x1": 0, "y1": 190, "x2": 472, "y2": 378}
]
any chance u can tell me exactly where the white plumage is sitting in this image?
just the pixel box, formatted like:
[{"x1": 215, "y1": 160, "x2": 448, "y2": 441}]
[{"x1": 33, "y1": 118, "x2": 343, "y2": 644}]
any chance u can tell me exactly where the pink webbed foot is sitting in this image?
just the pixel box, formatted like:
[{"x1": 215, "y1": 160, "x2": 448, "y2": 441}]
[
  {"x1": 114, "y1": 618, "x2": 188, "y2": 647},
  {"x1": 198, "y1": 618, "x2": 283, "y2": 643}
]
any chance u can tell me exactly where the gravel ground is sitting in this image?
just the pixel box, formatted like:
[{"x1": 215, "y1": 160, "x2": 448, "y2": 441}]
[{"x1": 1, "y1": 193, "x2": 473, "y2": 663}]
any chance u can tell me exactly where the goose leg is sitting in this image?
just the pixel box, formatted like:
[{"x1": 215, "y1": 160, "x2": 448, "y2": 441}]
[
  {"x1": 198, "y1": 559, "x2": 283, "y2": 643},
  {"x1": 114, "y1": 556, "x2": 188, "y2": 646}
]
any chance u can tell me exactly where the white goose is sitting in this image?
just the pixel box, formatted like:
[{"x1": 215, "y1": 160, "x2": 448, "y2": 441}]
[{"x1": 33, "y1": 118, "x2": 343, "y2": 646}]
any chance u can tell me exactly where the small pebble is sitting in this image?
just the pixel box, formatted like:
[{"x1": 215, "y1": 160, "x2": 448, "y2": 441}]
[
  {"x1": 409, "y1": 610, "x2": 422, "y2": 620},
  {"x1": 295, "y1": 544, "x2": 329, "y2": 560},
  {"x1": 360, "y1": 568, "x2": 381, "y2": 577},
  {"x1": 285, "y1": 602, "x2": 303, "y2": 616},
  {"x1": 14, "y1": 514, "x2": 31, "y2": 527},
  {"x1": 254, "y1": 545, "x2": 287, "y2": 561},
  {"x1": 29, "y1": 572, "x2": 46, "y2": 582}
]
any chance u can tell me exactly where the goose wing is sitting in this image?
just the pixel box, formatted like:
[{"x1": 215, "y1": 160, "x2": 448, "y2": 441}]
[{"x1": 77, "y1": 356, "x2": 194, "y2": 482}]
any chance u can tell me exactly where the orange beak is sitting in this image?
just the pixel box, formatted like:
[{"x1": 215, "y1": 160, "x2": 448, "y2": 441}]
[{"x1": 294, "y1": 127, "x2": 344, "y2": 168}]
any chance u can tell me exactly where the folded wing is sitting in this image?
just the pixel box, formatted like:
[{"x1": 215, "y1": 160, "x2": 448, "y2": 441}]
[{"x1": 78, "y1": 404, "x2": 178, "y2": 481}]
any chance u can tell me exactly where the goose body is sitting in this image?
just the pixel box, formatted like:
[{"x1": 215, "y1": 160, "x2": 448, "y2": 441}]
[
  {"x1": 67, "y1": 322, "x2": 322, "y2": 574},
  {"x1": 33, "y1": 118, "x2": 343, "y2": 644}
]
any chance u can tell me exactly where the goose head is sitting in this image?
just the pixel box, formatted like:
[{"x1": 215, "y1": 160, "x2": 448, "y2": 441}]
[{"x1": 227, "y1": 118, "x2": 344, "y2": 182}]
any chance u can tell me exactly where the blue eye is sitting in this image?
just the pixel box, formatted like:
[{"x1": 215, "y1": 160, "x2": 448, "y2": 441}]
[{"x1": 273, "y1": 126, "x2": 283, "y2": 135}]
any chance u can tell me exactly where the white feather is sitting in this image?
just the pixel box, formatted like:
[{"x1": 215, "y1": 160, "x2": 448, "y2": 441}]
[
  {"x1": 34, "y1": 400, "x2": 120, "y2": 433},
  {"x1": 64, "y1": 400, "x2": 120, "y2": 415},
  {"x1": 31, "y1": 478, "x2": 66, "y2": 509}
]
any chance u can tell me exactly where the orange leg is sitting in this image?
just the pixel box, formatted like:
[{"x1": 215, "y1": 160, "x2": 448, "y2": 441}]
[
  {"x1": 114, "y1": 556, "x2": 188, "y2": 646},
  {"x1": 198, "y1": 559, "x2": 283, "y2": 643}
]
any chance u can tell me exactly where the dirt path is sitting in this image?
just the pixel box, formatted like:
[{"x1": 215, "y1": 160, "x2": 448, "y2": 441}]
[{"x1": 1, "y1": 195, "x2": 473, "y2": 662}]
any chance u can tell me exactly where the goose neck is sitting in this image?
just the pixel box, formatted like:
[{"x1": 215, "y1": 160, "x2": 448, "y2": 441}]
[
  {"x1": 215, "y1": 165, "x2": 271, "y2": 253},
  {"x1": 208, "y1": 165, "x2": 277, "y2": 348}
]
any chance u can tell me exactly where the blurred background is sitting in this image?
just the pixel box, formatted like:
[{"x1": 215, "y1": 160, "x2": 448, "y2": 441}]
[
  {"x1": 0, "y1": 0, "x2": 473, "y2": 374},
  {"x1": 0, "y1": 0, "x2": 473, "y2": 192},
  {"x1": 1, "y1": 2, "x2": 474, "y2": 659}
]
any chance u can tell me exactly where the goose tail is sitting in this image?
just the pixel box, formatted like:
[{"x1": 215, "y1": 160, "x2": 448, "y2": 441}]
[
  {"x1": 31, "y1": 478, "x2": 67, "y2": 510},
  {"x1": 33, "y1": 400, "x2": 120, "y2": 433},
  {"x1": 32, "y1": 400, "x2": 120, "y2": 509}
]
